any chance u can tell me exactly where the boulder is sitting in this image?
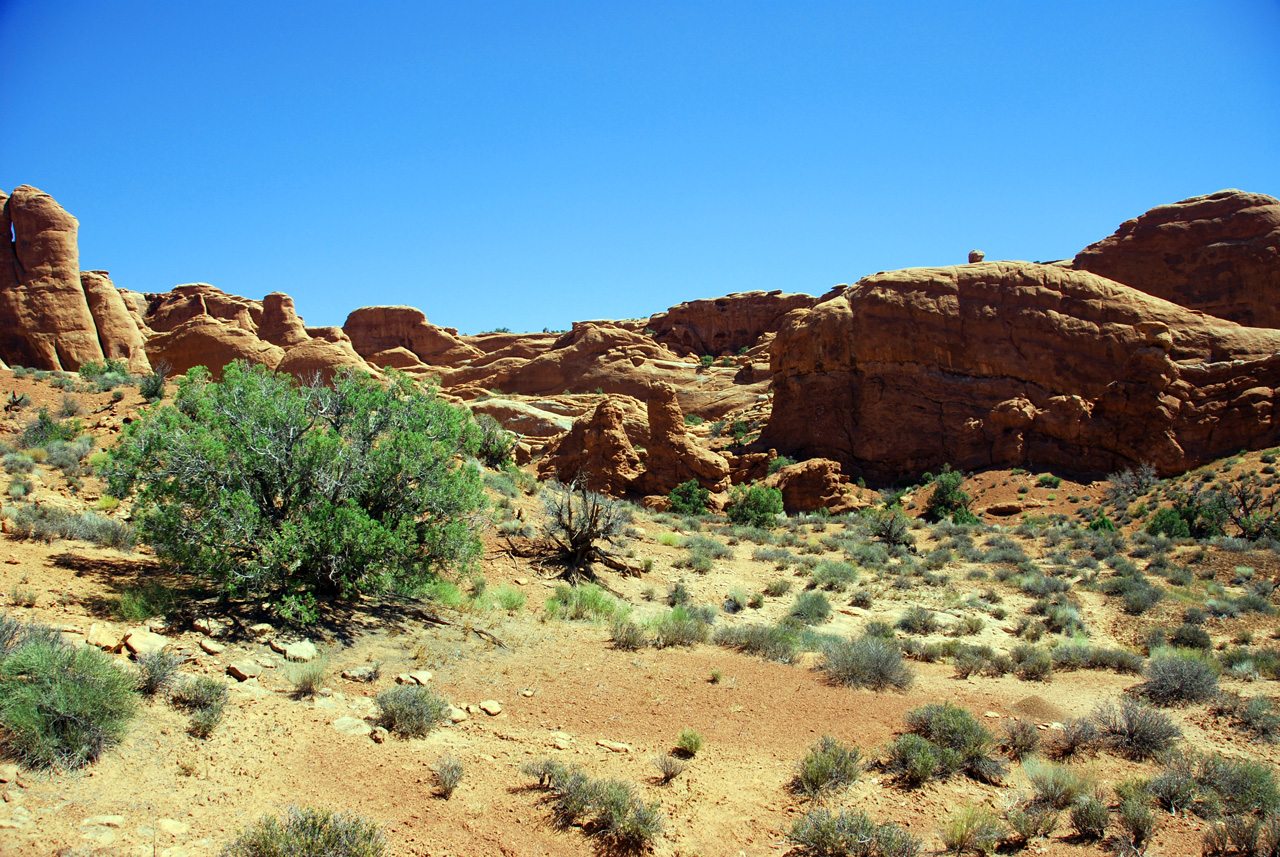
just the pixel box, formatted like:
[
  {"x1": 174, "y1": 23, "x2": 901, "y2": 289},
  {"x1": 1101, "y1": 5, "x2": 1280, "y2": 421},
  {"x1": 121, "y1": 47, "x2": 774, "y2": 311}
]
[
  {"x1": 143, "y1": 284, "x2": 262, "y2": 333},
  {"x1": 85, "y1": 623, "x2": 122, "y2": 652},
  {"x1": 634, "y1": 382, "x2": 730, "y2": 495},
  {"x1": 764, "y1": 458, "x2": 870, "y2": 515},
  {"x1": 228, "y1": 661, "x2": 263, "y2": 681},
  {"x1": 0, "y1": 186, "x2": 105, "y2": 370},
  {"x1": 762, "y1": 261, "x2": 1280, "y2": 479},
  {"x1": 537, "y1": 398, "x2": 643, "y2": 495},
  {"x1": 1074, "y1": 190, "x2": 1280, "y2": 328},
  {"x1": 259, "y1": 292, "x2": 311, "y2": 348},
  {"x1": 81, "y1": 271, "x2": 151, "y2": 373},
  {"x1": 469, "y1": 398, "x2": 574, "y2": 438},
  {"x1": 122, "y1": 627, "x2": 168, "y2": 657},
  {"x1": 646, "y1": 290, "x2": 816, "y2": 357},
  {"x1": 343, "y1": 306, "x2": 482, "y2": 366},
  {"x1": 366, "y1": 346, "x2": 427, "y2": 371}
]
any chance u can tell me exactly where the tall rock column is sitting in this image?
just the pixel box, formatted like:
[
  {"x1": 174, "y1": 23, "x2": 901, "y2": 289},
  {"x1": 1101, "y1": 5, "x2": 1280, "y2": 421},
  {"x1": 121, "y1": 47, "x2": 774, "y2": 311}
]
[
  {"x1": 0, "y1": 186, "x2": 105, "y2": 370},
  {"x1": 81, "y1": 271, "x2": 151, "y2": 373}
]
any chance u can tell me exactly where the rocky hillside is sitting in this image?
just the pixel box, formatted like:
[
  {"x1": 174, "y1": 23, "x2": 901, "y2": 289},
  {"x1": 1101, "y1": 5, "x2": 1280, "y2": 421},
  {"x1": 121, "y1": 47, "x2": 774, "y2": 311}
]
[{"x1": 3, "y1": 185, "x2": 1279, "y2": 494}]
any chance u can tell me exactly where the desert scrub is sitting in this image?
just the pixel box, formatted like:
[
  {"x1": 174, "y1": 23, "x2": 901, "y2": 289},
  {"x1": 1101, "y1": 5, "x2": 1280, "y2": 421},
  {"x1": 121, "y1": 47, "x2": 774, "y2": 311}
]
[
  {"x1": 1093, "y1": 697, "x2": 1181, "y2": 760},
  {"x1": 1138, "y1": 648, "x2": 1219, "y2": 706},
  {"x1": 1001, "y1": 719, "x2": 1040, "y2": 761},
  {"x1": 136, "y1": 648, "x2": 182, "y2": 697},
  {"x1": 171, "y1": 675, "x2": 228, "y2": 738},
  {"x1": 712, "y1": 623, "x2": 800, "y2": 663},
  {"x1": 493, "y1": 585, "x2": 526, "y2": 612},
  {"x1": 1023, "y1": 758, "x2": 1096, "y2": 809},
  {"x1": 810, "y1": 560, "x2": 859, "y2": 591},
  {"x1": 793, "y1": 735, "x2": 862, "y2": 798},
  {"x1": 522, "y1": 758, "x2": 663, "y2": 851},
  {"x1": 900, "y1": 702, "x2": 1006, "y2": 784},
  {"x1": 375, "y1": 685, "x2": 448, "y2": 738},
  {"x1": 545, "y1": 583, "x2": 620, "y2": 621},
  {"x1": 668, "y1": 479, "x2": 710, "y2": 515},
  {"x1": 0, "y1": 617, "x2": 137, "y2": 769},
  {"x1": 1049, "y1": 717, "x2": 1100, "y2": 759},
  {"x1": 725, "y1": 482, "x2": 784, "y2": 528},
  {"x1": 287, "y1": 655, "x2": 329, "y2": 698},
  {"x1": 649, "y1": 607, "x2": 712, "y2": 648},
  {"x1": 820, "y1": 636, "x2": 913, "y2": 690},
  {"x1": 652, "y1": 753, "x2": 686, "y2": 783},
  {"x1": 610, "y1": 618, "x2": 648, "y2": 650},
  {"x1": 222, "y1": 806, "x2": 385, "y2": 857},
  {"x1": 790, "y1": 591, "x2": 832, "y2": 625},
  {"x1": 763, "y1": 578, "x2": 793, "y2": 597},
  {"x1": 788, "y1": 807, "x2": 921, "y2": 857},
  {"x1": 433, "y1": 754, "x2": 464, "y2": 798},
  {"x1": 2, "y1": 503, "x2": 136, "y2": 551},
  {"x1": 896, "y1": 606, "x2": 938, "y2": 634},
  {"x1": 675, "y1": 728, "x2": 703, "y2": 756},
  {"x1": 939, "y1": 803, "x2": 1003, "y2": 856}
]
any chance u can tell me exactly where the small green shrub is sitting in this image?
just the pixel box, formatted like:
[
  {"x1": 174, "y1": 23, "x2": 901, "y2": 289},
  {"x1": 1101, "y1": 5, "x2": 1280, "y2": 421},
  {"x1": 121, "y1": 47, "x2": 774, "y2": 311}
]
[
  {"x1": 788, "y1": 807, "x2": 921, "y2": 857},
  {"x1": 793, "y1": 735, "x2": 862, "y2": 798},
  {"x1": 712, "y1": 623, "x2": 800, "y2": 664},
  {"x1": 939, "y1": 803, "x2": 1003, "y2": 856},
  {"x1": 652, "y1": 753, "x2": 686, "y2": 783},
  {"x1": 649, "y1": 607, "x2": 711, "y2": 648},
  {"x1": 287, "y1": 656, "x2": 329, "y2": 698},
  {"x1": 1094, "y1": 698, "x2": 1181, "y2": 760},
  {"x1": 1140, "y1": 649, "x2": 1219, "y2": 706},
  {"x1": 493, "y1": 585, "x2": 526, "y2": 612},
  {"x1": 764, "y1": 578, "x2": 793, "y2": 597},
  {"x1": 725, "y1": 483, "x2": 784, "y2": 528},
  {"x1": 676, "y1": 728, "x2": 703, "y2": 756},
  {"x1": 896, "y1": 606, "x2": 938, "y2": 634},
  {"x1": 522, "y1": 759, "x2": 663, "y2": 851},
  {"x1": 820, "y1": 636, "x2": 913, "y2": 691},
  {"x1": 903, "y1": 702, "x2": 1005, "y2": 784},
  {"x1": 1024, "y1": 758, "x2": 1096, "y2": 809},
  {"x1": 1068, "y1": 793, "x2": 1109, "y2": 840},
  {"x1": 668, "y1": 479, "x2": 710, "y2": 515},
  {"x1": 375, "y1": 685, "x2": 448, "y2": 738},
  {"x1": 1001, "y1": 719, "x2": 1040, "y2": 761},
  {"x1": 136, "y1": 648, "x2": 182, "y2": 698},
  {"x1": 171, "y1": 675, "x2": 228, "y2": 738},
  {"x1": 222, "y1": 806, "x2": 385, "y2": 857},
  {"x1": 790, "y1": 591, "x2": 832, "y2": 625},
  {"x1": 545, "y1": 583, "x2": 619, "y2": 621},
  {"x1": 433, "y1": 754, "x2": 464, "y2": 799},
  {"x1": 0, "y1": 623, "x2": 137, "y2": 769}
]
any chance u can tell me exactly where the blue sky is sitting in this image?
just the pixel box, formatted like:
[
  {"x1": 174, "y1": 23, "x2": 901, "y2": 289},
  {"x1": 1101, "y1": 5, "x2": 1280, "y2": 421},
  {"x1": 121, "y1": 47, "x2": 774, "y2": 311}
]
[{"x1": 2, "y1": 1, "x2": 1277, "y2": 333}]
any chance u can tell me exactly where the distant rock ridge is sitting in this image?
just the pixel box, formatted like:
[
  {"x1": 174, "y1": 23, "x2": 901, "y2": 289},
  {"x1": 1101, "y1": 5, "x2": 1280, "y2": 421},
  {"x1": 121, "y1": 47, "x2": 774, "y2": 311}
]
[{"x1": 4, "y1": 184, "x2": 1280, "y2": 490}]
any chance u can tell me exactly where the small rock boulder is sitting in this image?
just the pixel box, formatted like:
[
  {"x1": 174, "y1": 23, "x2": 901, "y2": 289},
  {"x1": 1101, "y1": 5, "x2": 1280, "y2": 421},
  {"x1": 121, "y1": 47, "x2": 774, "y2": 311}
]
[
  {"x1": 285, "y1": 640, "x2": 317, "y2": 662},
  {"x1": 122, "y1": 628, "x2": 168, "y2": 657},
  {"x1": 333, "y1": 717, "x2": 372, "y2": 736},
  {"x1": 227, "y1": 661, "x2": 263, "y2": 681},
  {"x1": 479, "y1": 699, "x2": 503, "y2": 716}
]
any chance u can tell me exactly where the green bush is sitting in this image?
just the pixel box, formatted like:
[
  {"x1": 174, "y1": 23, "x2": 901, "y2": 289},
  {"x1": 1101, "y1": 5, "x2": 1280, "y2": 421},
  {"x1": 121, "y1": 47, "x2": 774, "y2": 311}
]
[
  {"x1": 2, "y1": 503, "x2": 136, "y2": 550},
  {"x1": 939, "y1": 803, "x2": 1003, "y2": 856},
  {"x1": 790, "y1": 591, "x2": 832, "y2": 625},
  {"x1": 820, "y1": 636, "x2": 913, "y2": 691},
  {"x1": 712, "y1": 623, "x2": 800, "y2": 664},
  {"x1": 726, "y1": 483, "x2": 784, "y2": 528},
  {"x1": 896, "y1": 606, "x2": 938, "y2": 635},
  {"x1": 1068, "y1": 794, "x2": 1109, "y2": 840},
  {"x1": 433, "y1": 754, "x2": 464, "y2": 799},
  {"x1": 1094, "y1": 698, "x2": 1180, "y2": 760},
  {"x1": 0, "y1": 620, "x2": 137, "y2": 769},
  {"x1": 650, "y1": 607, "x2": 712, "y2": 648},
  {"x1": 522, "y1": 758, "x2": 663, "y2": 851},
  {"x1": 1024, "y1": 758, "x2": 1096, "y2": 809},
  {"x1": 222, "y1": 806, "x2": 385, "y2": 857},
  {"x1": 170, "y1": 675, "x2": 228, "y2": 738},
  {"x1": 137, "y1": 648, "x2": 182, "y2": 697},
  {"x1": 676, "y1": 728, "x2": 703, "y2": 756},
  {"x1": 1140, "y1": 649, "x2": 1219, "y2": 706},
  {"x1": 788, "y1": 807, "x2": 921, "y2": 857},
  {"x1": 668, "y1": 479, "x2": 710, "y2": 515},
  {"x1": 544, "y1": 583, "x2": 620, "y2": 622},
  {"x1": 924, "y1": 467, "x2": 973, "y2": 523},
  {"x1": 104, "y1": 363, "x2": 485, "y2": 617},
  {"x1": 793, "y1": 735, "x2": 862, "y2": 798},
  {"x1": 903, "y1": 702, "x2": 1005, "y2": 784},
  {"x1": 21, "y1": 408, "x2": 81, "y2": 449},
  {"x1": 375, "y1": 685, "x2": 448, "y2": 738},
  {"x1": 471, "y1": 413, "x2": 515, "y2": 468}
]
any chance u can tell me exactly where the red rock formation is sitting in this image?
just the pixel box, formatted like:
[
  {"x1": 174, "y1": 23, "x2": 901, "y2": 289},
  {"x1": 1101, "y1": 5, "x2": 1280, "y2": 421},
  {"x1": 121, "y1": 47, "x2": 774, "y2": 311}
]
[
  {"x1": 305, "y1": 326, "x2": 351, "y2": 344},
  {"x1": 537, "y1": 398, "x2": 643, "y2": 495},
  {"x1": 144, "y1": 284, "x2": 263, "y2": 334},
  {"x1": 276, "y1": 338, "x2": 376, "y2": 383},
  {"x1": 343, "y1": 306, "x2": 482, "y2": 366},
  {"x1": 647, "y1": 290, "x2": 816, "y2": 356},
  {"x1": 762, "y1": 261, "x2": 1280, "y2": 479},
  {"x1": 145, "y1": 315, "x2": 285, "y2": 378},
  {"x1": 1074, "y1": 190, "x2": 1280, "y2": 327},
  {"x1": 763, "y1": 458, "x2": 870, "y2": 515},
  {"x1": 367, "y1": 347, "x2": 428, "y2": 371},
  {"x1": 0, "y1": 186, "x2": 105, "y2": 370},
  {"x1": 634, "y1": 383, "x2": 730, "y2": 495},
  {"x1": 259, "y1": 292, "x2": 311, "y2": 348},
  {"x1": 80, "y1": 272, "x2": 151, "y2": 374}
]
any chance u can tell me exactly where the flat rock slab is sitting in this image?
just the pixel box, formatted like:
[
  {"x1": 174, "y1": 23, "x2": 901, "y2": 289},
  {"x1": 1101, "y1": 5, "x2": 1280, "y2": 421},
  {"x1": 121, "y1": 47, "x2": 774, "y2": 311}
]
[
  {"x1": 227, "y1": 661, "x2": 262, "y2": 681},
  {"x1": 408, "y1": 670, "x2": 432, "y2": 685},
  {"x1": 597, "y1": 740, "x2": 631, "y2": 753},
  {"x1": 85, "y1": 623, "x2": 121, "y2": 651},
  {"x1": 285, "y1": 640, "x2": 317, "y2": 662},
  {"x1": 333, "y1": 717, "x2": 372, "y2": 736},
  {"x1": 123, "y1": 628, "x2": 168, "y2": 657},
  {"x1": 342, "y1": 665, "x2": 377, "y2": 682},
  {"x1": 199, "y1": 639, "x2": 225, "y2": 655},
  {"x1": 479, "y1": 700, "x2": 503, "y2": 716}
]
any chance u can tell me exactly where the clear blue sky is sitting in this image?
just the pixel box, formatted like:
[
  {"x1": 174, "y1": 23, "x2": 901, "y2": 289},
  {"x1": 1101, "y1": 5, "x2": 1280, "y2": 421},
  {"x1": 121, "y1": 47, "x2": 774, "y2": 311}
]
[{"x1": 2, "y1": 1, "x2": 1277, "y2": 334}]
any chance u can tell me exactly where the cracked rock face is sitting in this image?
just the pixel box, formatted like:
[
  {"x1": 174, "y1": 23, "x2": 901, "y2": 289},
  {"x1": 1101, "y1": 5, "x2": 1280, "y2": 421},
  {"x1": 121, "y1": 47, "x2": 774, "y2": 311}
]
[{"x1": 762, "y1": 261, "x2": 1280, "y2": 480}]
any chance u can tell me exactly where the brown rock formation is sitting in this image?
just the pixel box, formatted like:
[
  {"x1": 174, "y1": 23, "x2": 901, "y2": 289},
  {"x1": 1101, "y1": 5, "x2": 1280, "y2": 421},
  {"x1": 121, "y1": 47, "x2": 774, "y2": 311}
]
[
  {"x1": 635, "y1": 383, "x2": 730, "y2": 495},
  {"x1": 80, "y1": 272, "x2": 151, "y2": 373},
  {"x1": 144, "y1": 284, "x2": 263, "y2": 333},
  {"x1": 537, "y1": 398, "x2": 643, "y2": 495},
  {"x1": 0, "y1": 186, "x2": 105, "y2": 370},
  {"x1": 647, "y1": 290, "x2": 816, "y2": 356},
  {"x1": 762, "y1": 261, "x2": 1280, "y2": 480},
  {"x1": 1074, "y1": 190, "x2": 1280, "y2": 327},
  {"x1": 146, "y1": 315, "x2": 285, "y2": 378},
  {"x1": 344, "y1": 307, "x2": 482, "y2": 366},
  {"x1": 763, "y1": 458, "x2": 869, "y2": 515},
  {"x1": 259, "y1": 292, "x2": 311, "y2": 348},
  {"x1": 277, "y1": 338, "x2": 376, "y2": 383}
]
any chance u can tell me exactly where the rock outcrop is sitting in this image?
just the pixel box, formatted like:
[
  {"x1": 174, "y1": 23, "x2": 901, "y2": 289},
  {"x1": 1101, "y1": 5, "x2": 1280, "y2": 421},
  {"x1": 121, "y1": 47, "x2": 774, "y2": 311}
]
[
  {"x1": 537, "y1": 399, "x2": 643, "y2": 495},
  {"x1": 276, "y1": 338, "x2": 375, "y2": 383},
  {"x1": 343, "y1": 307, "x2": 482, "y2": 366},
  {"x1": 634, "y1": 383, "x2": 730, "y2": 495},
  {"x1": 763, "y1": 458, "x2": 870, "y2": 515},
  {"x1": 1074, "y1": 190, "x2": 1280, "y2": 328},
  {"x1": 762, "y1": 261, "x2": 1280, "y2": 479},
  {"x1": 259, "y1": 292, "x2": 311, "y2": 348},
  {"x1": 146, "y1": 315, "x2": 285, "y2": 378},
  {"x1": 646, "y1": 290, "x2": 816, "y2": 356},
  {"x1": 80, "y1": 271, "x2": 151, "y2": 373},
  {"x1": 0, "y1": 186, "x2": 105, "y2": 370},
  {"x1": 143, "y1": 284, "x2": 262, "y2": 333}
]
